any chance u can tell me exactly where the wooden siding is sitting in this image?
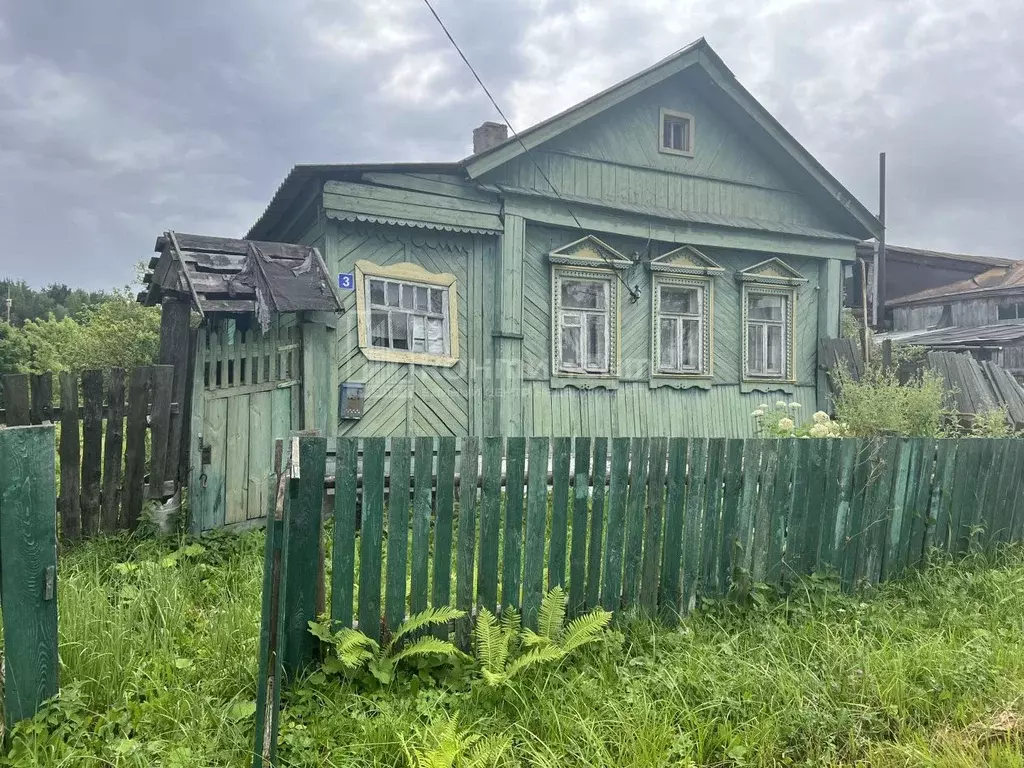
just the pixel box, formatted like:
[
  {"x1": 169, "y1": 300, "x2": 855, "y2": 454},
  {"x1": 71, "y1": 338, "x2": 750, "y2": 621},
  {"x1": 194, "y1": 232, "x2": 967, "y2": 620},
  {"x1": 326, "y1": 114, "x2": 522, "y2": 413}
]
[
  {"x1": 328, "y1": 220, "x2": 495, "y2": 437},
  {"x1": 894, "y1": 297, "x2": 1004, "y2": 333},
  {"x1": 483, "y1": 70, "x2": 844, "y2": 235}
]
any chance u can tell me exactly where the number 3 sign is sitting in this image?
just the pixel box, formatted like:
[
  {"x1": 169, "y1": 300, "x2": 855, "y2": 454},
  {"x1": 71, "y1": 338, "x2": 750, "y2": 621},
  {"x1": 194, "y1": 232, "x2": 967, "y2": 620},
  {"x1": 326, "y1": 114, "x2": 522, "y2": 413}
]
[{"x1": 338, "y1": 273, "x2": 355, "y2": 290}]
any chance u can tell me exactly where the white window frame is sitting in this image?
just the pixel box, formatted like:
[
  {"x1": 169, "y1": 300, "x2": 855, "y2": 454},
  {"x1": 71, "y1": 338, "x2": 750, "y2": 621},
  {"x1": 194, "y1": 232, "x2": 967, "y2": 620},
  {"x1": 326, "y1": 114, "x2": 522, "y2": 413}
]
[
  {"x1": 552, "y1": 266, "x2": 618, "y2": 377},
  {"x1": 652, "y1": 275, "x2": 712, "y2": 378},
  {"x1": 354, "y1": 260, "x2": 459, "y2": 367},
  {"x1": 742, "y1": 285, "x2": 795, "y2": 381},
  {"x1": 659, "y1": 108, "x2": 695, "y2": 157}
]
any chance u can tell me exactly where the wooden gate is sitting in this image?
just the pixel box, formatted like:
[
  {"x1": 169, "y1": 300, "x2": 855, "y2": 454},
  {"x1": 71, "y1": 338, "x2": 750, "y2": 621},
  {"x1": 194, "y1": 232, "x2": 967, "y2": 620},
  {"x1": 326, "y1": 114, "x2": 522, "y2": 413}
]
[{"x1": 191, "y1": 318, "x2": 302, "y2": 532}]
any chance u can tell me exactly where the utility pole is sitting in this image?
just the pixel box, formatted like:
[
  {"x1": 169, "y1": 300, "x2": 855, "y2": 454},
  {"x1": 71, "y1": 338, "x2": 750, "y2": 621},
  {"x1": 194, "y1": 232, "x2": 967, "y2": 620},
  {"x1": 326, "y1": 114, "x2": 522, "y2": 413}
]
[
  {"x1": 876, "y1": 152, "x2": 887, "y2": 330},
  {"x1": 3, "y1": 284, "x2": 10, "y2": 324}
]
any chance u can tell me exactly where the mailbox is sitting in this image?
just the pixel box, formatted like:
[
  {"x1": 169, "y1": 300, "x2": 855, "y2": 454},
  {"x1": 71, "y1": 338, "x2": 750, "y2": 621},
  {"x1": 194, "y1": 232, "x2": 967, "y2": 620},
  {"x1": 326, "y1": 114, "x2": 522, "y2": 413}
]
[{"x1": 339, "y1": 382, "x2": 364, "y2": 420}]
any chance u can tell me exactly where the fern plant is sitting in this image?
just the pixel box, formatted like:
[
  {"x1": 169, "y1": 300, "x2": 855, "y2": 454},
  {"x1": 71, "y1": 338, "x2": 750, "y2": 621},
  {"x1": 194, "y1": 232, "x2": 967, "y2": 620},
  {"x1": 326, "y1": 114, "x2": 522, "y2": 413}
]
[
  {"x1": 400, "y1": 713, "x2": 509, "y2": 768},
  {"x1": 474, "y1": 586, "x2": 611, "y2": 686},
  {"x1": 309, "y1": 606, "x2": 466, "y2": 685}
]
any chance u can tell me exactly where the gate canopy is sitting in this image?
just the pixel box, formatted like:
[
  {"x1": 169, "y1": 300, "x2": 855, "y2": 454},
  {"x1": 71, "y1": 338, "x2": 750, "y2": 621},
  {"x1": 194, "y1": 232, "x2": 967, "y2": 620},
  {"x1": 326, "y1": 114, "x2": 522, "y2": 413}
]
[{"x1": 141, "y1": 231, "x2": 343, "y2": 328}]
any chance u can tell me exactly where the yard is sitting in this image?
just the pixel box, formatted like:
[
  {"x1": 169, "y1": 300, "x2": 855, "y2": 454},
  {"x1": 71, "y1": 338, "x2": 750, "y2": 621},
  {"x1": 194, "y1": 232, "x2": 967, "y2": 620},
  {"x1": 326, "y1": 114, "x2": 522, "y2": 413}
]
[{"x1": 1, "y1": 529, "x2": 1022, "y2": 767}]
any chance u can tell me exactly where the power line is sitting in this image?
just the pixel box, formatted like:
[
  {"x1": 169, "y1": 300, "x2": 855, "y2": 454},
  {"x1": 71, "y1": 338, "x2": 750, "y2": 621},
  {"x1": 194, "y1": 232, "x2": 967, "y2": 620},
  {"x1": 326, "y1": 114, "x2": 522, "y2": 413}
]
[{"x1": 419, "y1": 0, "x2": 641, "y2": 301}]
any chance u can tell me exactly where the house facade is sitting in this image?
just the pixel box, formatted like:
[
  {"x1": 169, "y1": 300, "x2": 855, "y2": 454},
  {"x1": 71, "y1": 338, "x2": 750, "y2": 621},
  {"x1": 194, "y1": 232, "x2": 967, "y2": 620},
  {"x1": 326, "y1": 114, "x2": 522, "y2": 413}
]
[{"x1": 247, "y1": 39, "x2": 879, "y2": 439}]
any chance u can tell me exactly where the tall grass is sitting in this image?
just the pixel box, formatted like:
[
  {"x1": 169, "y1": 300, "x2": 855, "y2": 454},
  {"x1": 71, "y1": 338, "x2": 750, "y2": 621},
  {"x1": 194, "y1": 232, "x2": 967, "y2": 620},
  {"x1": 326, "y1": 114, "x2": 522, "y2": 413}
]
[{"x1": 2, "y1": 533, "x2": 1023, "y2": 766}]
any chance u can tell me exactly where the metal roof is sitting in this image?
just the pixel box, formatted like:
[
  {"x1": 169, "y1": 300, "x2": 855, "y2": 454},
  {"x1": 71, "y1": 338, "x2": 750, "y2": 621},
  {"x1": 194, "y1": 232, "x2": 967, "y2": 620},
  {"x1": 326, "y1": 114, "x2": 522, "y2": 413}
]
[
  {"x1": 876, "y1": 321, "x2": 1024, "y2": 348},
  {"x1": 855, "y1": 241, "x2": 1016, "y2": 268},
  {"x1": 889, "y1": 261, "x2": 1024, "y2": 306}
]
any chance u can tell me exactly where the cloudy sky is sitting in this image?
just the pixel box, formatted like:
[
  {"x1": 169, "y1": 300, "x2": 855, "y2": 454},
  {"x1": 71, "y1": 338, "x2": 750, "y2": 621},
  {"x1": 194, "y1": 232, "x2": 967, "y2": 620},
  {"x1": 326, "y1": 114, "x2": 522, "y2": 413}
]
[{"x1": 1, "y1": 0, "x2": 1021, "y2": 290}]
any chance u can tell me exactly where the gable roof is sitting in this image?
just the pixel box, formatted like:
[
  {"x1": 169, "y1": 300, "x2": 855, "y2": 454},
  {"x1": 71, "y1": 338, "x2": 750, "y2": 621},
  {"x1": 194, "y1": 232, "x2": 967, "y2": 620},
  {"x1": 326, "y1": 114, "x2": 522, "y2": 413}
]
[
  {"x1": 890, "y1": 261, "x2": 1024, "y2": 307},
  {"x1": 855, "y1": 241, "x2": 1015, "y2": 269},
  {"x1": 463, "y1": 38, "x2": 881, "y2": 241}
]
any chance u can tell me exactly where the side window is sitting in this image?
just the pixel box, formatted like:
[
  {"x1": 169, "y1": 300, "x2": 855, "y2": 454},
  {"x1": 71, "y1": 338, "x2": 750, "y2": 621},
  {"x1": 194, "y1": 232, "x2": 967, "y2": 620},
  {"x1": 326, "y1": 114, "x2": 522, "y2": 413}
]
[
  {"x1": 653, "y1": 278, "x2": 711, "y2": 377},
  {"x1": 552, "y1": 269, "x2": 616, "y2": 376},
  {"x1": 743, "y1": 290, "x2": 793, "y2": 380}
]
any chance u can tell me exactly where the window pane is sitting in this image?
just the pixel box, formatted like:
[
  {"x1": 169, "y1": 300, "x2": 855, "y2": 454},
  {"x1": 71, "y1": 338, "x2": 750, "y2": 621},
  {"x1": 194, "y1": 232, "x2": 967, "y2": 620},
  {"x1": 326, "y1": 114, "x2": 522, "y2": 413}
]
[
  {"x1": 748, "y1": 324, "x2": 764, "y2": 373},
  {"x1": 561, "y1": 323, "x2": 582, "y2": 369},
  {"x1": 661, "y1": 286, "x2": 698, "y2": 315},
  {"x1": 411, "y1": 315, "x2": 425, "y2": 352},
  {"x1": 430, "y1": 288, "x2": 443, "y2": 314},
  {"x1": 426, "y1": 318, "x2": 445, "y2": 354},
  {"x1": 370, "y1": 311, "x2": 389, "y2": 347},
  {"x1": 767, "y1": 325, "x2": 783, "y2": 374},
  {"x1": 391, "y1": 311, "x2": 409, "y2": 350},
  {"x1": 415, "y1": 286, "x2": 428, "y2": 311},
  {"x1": 561, "y1": 280, "x2": 605, "y2": 309},
  {"x1": 663, "y1": 119, "x2": 674, "y2": 149},
  {"x1": 386, "y1": 282, "x2": 400, "y2": 307},
  {"x1": 586, "y1": 314, "x2": 606, "y2": 371},
  {"x1": 681, "y1": 319, "x2": 700, "y2": 369},
  {"x1": 679, "y1": 119, "x2": 690, "y2": 151},
  {"x1": 659, "y1": 317, "x2": 678, "y2": 370},
  {"x1": 370, "y1": 280, "x2": 385, "y2": 305},
  {"x1": 400, "y1": 285, "x2": 414, "y2": 310},
  {"x1": 998, "y1": 303, "x2": 1016, "y2": 321},
  {"x1": 748, "y1": 294, "x2": 784, "y2": 321}
]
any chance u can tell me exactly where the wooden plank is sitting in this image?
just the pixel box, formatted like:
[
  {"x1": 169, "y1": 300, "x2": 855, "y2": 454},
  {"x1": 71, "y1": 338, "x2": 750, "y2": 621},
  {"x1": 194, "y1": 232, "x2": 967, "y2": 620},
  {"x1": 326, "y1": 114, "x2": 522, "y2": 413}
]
[
  {"x1": 80, "y1": 369, "x2": 104, "y2": 537},
  {"x1": 1007, "y1": 441, "x2": 1024, "y2": 545},
  {"x1": 0, "y1": 425, "x2": 59, "y2": 729},
  {"x1": 801, "y1": 440, "x2": 829, "y2": 574},
  {"x1": 568, "y1": 436, "x2": 592, "y2": 617},
  {"x1": 621, "y1": 438, "x2": 650, "y2": 609},
  {"x1": 57, "y1": 371, "x2": 82, "y2": 541},
  {"x1": 455, "y1": 436, "x2": 479, "y2": 651},
  {"x1": 994, "y1": 440, "x2": 1021, "y2": 546},
  {"x1": 358, "y1": 438, "x2": 385, "y2": 644},
  {"x1": 882, "y1": 438, "x2": 917, "y2": 581},
  {"x1": 158, "y1": 297, "x2": 191, "y2": 482},
  {"x1": 100, "y1": 368, "x2": 126, "y2": 533},
  {"x1": 815, "y1": 439, "x2": 841, "y2": 571},
  {"x1": 700, "y1": 438, "x2": 726, "y2": 597},
  {"x1": 385, "y1": 437, "x2": 411, "y2": 632},
  {"x1": 432, "y1": 437, "x2": 457, "y2": 611},
  {"x1": 331, "y1": 438, "x2": 358, "y2": 630},
  {"x1": 784, "y1": 439, "x2": 812, "y2": 583},
  {"x1": 948, "y1": 439, "x2": 980, "y2": 555},
  {"x1": 147, "y1": 364, "x2": 174, "y2": 500},
  {"x1": 681, "y1": 438, "x2": 708, "y2": 612},
  {"x1": 600, "y1": 437, "x2": 631, "y2": 612},
  {"x1": 826, "y1": 439, "x2": 857, "y2": 575},
  {"x1": 906, "y1": 438, "x2": 936, "y2": 569},
  {"x1": 750, "y1": 440, "x2": 777, "y2": 583},
  {"x1": 585, "y1": 437, "x2": 608, "y2": 610},
  {"x1": 640, "y1": 437, "x2": 668, "y2": 615},
  {"x1": 548, "y1": 437, "x2": 572, "y2": 590},
  {"x1": 717, "y1": 438, "x2": 744, "y2": 592},
  {"x1": 926, "y1": 440, "x2": 957, "y2": 554},
  {"x1": 477, "y1": 437, "x2": 503, "y2": 614},
  {"x1": 224, "y1": 393, "x2": 251, "y2": 525},
  {"x1": 247, "y1": 390, "x2": 272, "y2": 521},
  {"x1": 1, "y1": 373, "x2": 30, "y2": 425},
  {"x1": 659, "y1": 437, "x2": 687, "y2": 623},
  {"x1": 766, "y1": 439, "x2": 795, "y2": 587},
  {"x1": 30, "y1": 372, "x2": 53, "y2": 424},
  {"x1": 522, "y1": 436, "x2": 550, "y2": 629},
  {"x1": 122, "y1": 368, "x2": 151, "y2": 530},
  {"x1": 410, "y1": 436, "x2": 434, "y2": 616},
  {"x1": 841, "y1": 440, "x2": 871, "y2": 589},
  {"x1": 501, "y1": 437, "x2": 526, "y2": 610},
  {"x1": 978, "y1": 439, "x2": 1008, "y2": 551},
  {"x1": 735, "y1": 439, "x2": 763, "y2": 576}
]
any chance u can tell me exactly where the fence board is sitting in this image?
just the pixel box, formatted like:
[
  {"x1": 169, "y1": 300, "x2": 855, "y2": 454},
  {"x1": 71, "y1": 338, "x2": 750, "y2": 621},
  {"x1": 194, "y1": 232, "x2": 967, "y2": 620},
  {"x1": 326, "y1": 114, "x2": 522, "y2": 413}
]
[
  {"x1": 906, "y1": 438, "x2": 935, "y2": 568},
  {"x1": 58, "y1": 371, "x2": 82, "y2": 541},
  {"x1": 433, "y1": 436, "x2": 457, "y2": 613},
  {"x1": 681, "y1": 438, "x2": 708, "y2": 612},
  {"x1": 700, "y1": 438, "x2": 726, "y2": 597},
  {"x1": 863, "y1": 439, "x2": 899, "y2": 585},
  {"x1": 736, "y1": 439, "x2": 763, "y2": 575},
  {"x1": 1009, "y1": 441, "x2": 1024, "y2": 544},
  {"x1": 717, "y1": 439, "x2": 743, "y2": 591},
  {"x1": 883, "y1": 439, "x2": 917, "y2": 581},
  {"x1": 802, "y1": 440, "x2": 829, "y2": 574},
  {"x1": 122, "y1": 367, "x2": 151, "y2": 530},
  {"x1": 147, "y1": 365, "x2": 174, "y2": 500},
  {"x1": 585, "y1": 437, "x2": 608, "y2": 610},
  {"x1": 101, "y1": 368, "x2": 126, "y2": 532},
  {"x1": 456, "y1": 436, "x2": 479, "y2": 650},
  {"x1": 410, "y1": 437, "x2": 433, "y2": 615},
  {"x1": 601, "y1": 438, "x2": 631, "y2": 612},
  {"x1": 523, "y1": 437, "x2": 550, "y2": 629},
  {"x1": 750, "y1": 439, "x2": 776, "y2": 583},
  {"x1": 502, "y1": 437, "x2": 526, "y2": 611},
  {"x1": 569, "y1": 436, "x2": 592, "y2": 617},
  {"x1": 766, "y1": 439, "x2": 795, "y2": 586},
  {"x1": 659, "y1": 438, "x2": 687, "y2": 622},
  {"x1": 30, "y1": 372, "x2": 53, "y2": 424},
  {"x1": 477, "y1": 437, "x2": 503, "y2": 614},
  {"x1": 948, "y1": 439, "x2": 980, "y2": 555},
  {"x1": 1, "y1": 373, "x2": 30, "y2": 425},
  {"x1": 358, "y1": 438, "x2": 385, "y2": 644},
  {"x1": 985, "y1": 440, "x2": 1013, "y2": 548},
  {"x1": 640, "y1": 437, "x2": 668, "y2": 616},
  {"x1": 622, "y1": 437, "x2": 650, "y2": 608},
  {"x1": 385, "y1": 437, "x2": 411, "y2": 632},
  {"x1": 842, "y1": 440, "x2": 871, "y2": 589},
  {"x1": 80, "y1": 369, "x2": 104, "y2": 536},
  {"x1": 332, "y1": 438, "x2": 358, "y2": 630},
  {"x1": 785, "y1": 439, "x2": 812, "y2": 583},
  {"x1": 0, "y1": 425, "x2": 59, "y2": 729},
  {"x1": 548, "y1": 437, "x2": 572, "y2": 590}
]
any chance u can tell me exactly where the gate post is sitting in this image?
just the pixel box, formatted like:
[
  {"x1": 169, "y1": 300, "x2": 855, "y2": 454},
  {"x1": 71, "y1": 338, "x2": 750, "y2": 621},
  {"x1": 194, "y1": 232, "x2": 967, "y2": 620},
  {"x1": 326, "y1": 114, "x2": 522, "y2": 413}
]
[{"x1": 0, "y1": 425, "x2": 59, "y2": 730}]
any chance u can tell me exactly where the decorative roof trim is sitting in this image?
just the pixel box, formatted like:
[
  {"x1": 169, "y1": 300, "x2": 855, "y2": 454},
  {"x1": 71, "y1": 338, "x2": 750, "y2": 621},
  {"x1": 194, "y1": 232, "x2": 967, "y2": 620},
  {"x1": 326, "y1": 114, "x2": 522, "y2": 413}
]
[
  {"x1": 324, "y1": 208, "x2": 496, "y2": 235},
  {"x1": 548, "y1": 235, "x2": 633, "y2": 270},
  {"x1": 736, "y1": 257, "x2": 807, "y2": 286},
  {"x1": 648, "y1": 244, "x2": 724, "y2": 275}
]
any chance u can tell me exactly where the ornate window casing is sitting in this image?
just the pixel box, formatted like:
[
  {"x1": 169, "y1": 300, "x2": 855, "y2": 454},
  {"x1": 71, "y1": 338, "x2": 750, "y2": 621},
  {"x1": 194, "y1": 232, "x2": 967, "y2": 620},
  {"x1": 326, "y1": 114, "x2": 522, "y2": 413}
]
[
  {"x1": 648, "y1": 245, "x2": 722, "y2": 382},
  {"x1": 736, "y1": 258, "x2": 806, "y2": 383},
  {"x1": 549, "y1": 236, "x2": 632, "y2": 381},
  {"x1": 354, "y1": 260, "x2": 459, "y2": 367}
]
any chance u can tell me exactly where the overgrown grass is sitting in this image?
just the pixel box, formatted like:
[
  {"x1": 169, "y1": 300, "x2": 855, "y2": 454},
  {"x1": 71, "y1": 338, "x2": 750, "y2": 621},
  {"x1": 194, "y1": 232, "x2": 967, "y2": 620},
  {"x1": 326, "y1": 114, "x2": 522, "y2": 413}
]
[{"x1": 2, "y1": 532, "x2": 1023, "y2": 766}]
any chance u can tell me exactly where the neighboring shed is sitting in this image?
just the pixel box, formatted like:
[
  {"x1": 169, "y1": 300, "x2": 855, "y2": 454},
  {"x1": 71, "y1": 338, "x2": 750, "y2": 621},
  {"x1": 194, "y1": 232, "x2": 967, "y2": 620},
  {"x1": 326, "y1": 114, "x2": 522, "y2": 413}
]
[{"x1": 141, "y1": 232, "x2": 343, "y2": 531}]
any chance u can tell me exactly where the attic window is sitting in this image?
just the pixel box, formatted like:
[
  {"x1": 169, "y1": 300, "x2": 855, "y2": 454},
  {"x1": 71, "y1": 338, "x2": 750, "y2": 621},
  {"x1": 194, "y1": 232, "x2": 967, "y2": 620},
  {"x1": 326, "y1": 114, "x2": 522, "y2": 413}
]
[{"x1": 659, "y1": 109, "x2": 694, "y2": 156}]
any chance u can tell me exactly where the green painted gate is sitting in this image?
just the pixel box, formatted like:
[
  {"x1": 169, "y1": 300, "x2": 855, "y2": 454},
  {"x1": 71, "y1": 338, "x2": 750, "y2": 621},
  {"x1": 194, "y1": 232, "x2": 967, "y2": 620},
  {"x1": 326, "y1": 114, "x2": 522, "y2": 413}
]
[{"x1": 191, "y1": 318, "x2": 302, "y2": 532}]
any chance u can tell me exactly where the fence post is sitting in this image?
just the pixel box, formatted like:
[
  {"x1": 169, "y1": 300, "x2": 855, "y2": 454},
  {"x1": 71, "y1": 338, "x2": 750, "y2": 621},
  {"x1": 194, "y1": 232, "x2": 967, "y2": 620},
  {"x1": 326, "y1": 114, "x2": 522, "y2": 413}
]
[
  {"x1": 0, "y1": 425, "x2": 59, "y2": 729},
  {"x1": 58, "y1": 371, "x2": 82, "y2": 541},
  {"x1": 1, "y1": 373, "x2": 30, "y2": 426},
  {"x1": 29, "y1": 372, "x2": 53, "y2": 424},
  {"x1": 122, "y1": 367, "x2": 152, "y2": 529},
  {"x1": 100, "y1": 368, "x2": 126, "y2": 533},
  {"x1": 80, "y1": 369, "x2": 104, "y2": 536},
  {"x1": 147, "y1": 365, "x2": 174, "y2": 500}
]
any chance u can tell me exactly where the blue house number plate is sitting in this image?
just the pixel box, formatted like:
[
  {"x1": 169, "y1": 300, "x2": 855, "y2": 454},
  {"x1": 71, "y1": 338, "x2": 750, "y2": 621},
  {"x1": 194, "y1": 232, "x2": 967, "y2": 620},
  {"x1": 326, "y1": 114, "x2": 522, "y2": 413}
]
[{"x1": 338, "y1": 273, "x2": 355, "y2": 290}]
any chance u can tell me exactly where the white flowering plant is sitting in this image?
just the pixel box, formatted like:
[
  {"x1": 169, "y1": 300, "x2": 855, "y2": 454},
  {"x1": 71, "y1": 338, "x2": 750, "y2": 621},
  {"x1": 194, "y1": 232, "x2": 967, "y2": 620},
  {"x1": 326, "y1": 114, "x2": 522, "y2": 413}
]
[{"x1": 751, "y1": 401, "x2": 848, "y2": 438}]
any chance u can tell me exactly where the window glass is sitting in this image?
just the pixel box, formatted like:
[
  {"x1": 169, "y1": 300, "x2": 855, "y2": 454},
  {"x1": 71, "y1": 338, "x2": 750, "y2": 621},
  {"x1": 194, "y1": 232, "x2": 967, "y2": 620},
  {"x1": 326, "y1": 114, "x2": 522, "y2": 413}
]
[
  {"x1": 556, "y1": 274, "x2": 611, "y2": 374},
  {"x1": 561, "y1": 315, "x2": 582, "y2": 369},
  {"x1": 656, "y1": 282, "x2": 705, "y2": 375},
  {"x1": 370, "y1": 311, "x2": 389, "y2": 347},
  {"x1": 370, "y1": 280, "x2": 385, "y2": 305},
  {"x1": 748, "y1": 295, "x2": 784, "y2": 321},
  {"x1": 745, "y1": 292, "x2": 789, "y2": 378},
  {"x1": 660, "y1": 317, "x2": 678, "y2": 370},
  {"x1": 366, "y1": 275, "x2": 451, "y2": 356},
  {"x1": 586, "y1": 314, "x2": 606, "y2": 370},
  {"x1": 386, "y1": 282, "x2": 400, "y2": 307},
  {"x1": 661, "y1": 286, "x2": 698, "y2": 315},
  {"x1": 561, "y1": 280, "x2": 605, "y2": 309},
  {"x1": 430, "y1": 289, "x2": 443, "y2": 313}
]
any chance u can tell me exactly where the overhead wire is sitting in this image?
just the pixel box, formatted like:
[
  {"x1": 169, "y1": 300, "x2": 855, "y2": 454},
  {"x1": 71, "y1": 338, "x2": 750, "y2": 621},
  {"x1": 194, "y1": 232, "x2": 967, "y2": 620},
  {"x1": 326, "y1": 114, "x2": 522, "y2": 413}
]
[{"x1": 419, "y1": 0, "x2": 642, "y2": 302}]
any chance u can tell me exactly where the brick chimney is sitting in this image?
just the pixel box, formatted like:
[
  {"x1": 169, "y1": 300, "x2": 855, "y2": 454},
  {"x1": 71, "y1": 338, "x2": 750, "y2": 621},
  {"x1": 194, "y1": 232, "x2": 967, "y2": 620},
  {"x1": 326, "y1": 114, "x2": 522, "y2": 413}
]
[{"x1": 472, "y1": 121, "x2": 508, "y2": 154}]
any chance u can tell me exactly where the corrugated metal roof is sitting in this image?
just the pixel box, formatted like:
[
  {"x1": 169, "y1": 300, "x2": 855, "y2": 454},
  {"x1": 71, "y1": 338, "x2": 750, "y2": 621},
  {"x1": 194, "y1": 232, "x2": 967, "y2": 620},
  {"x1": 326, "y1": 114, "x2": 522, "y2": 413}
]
[
  {"x1": 856, "y1": 241, "x2": 1016, "y2": 268},
  {"x1": 889, "y1": 261, "x2": 1024, "y2": 306},
  {"x1": 877, "y1": 321, "x2": 1024, "y2": 347}
]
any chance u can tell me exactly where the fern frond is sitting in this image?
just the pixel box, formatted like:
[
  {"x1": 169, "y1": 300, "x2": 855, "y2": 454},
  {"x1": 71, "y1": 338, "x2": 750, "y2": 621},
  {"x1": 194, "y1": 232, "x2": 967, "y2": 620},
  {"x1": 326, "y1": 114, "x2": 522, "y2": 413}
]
[
  {"x1": 467, "y1": 734, "x2": 511, "y2": 767},
  {"x1": 499, "y1": 607, "x2": 521, "y2": 637},
  {"x1": 389, "y1": 636, "x2": 461, "y2": 665},
  {"x1": 391, "y1": 606, "x2": 467, "y2": 648},
  {"x1": 519, "y1": 629, "x2": 551, "y2": 648},
  {"x1": 330, "y1": 628, "x2": 379, "y2": 667},
  {"x1": 537, "y1": 586, "x2": 567, "y2": 641},
  {"x1": 558, "y1": 608, "x2": 612, "y2": 654},
  {"x1": 502, "y1": 645, "x2": 566, "y2": 682},
  {"x1": 473, "y1": 607, "x2": 509, "y2": 674}
]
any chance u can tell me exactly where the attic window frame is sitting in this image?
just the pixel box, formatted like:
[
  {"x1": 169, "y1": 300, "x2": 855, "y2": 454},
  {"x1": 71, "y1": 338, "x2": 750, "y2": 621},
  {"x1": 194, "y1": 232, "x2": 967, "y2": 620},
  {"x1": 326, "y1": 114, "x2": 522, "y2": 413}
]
[{"x1": 659, "y1": 108, "x2": 695, "y2": 157}]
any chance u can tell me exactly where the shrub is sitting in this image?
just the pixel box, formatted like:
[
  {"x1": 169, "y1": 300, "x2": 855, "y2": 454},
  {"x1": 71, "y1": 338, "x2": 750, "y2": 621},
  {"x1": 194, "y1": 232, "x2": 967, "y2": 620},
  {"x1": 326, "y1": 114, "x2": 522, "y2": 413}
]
[
  {"x1": 832, "y1": 365, "x2": 948, "y2": 437},
  {"x1": 751, "y1": 401, "x2": 847, "y2": 438}
]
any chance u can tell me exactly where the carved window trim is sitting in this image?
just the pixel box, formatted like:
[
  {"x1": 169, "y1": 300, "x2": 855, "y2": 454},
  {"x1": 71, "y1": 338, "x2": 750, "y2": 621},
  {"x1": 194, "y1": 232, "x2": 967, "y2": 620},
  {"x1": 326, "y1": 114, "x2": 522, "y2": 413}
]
[
  {"x1": 551, "y1": 264, "x2": 620, "y2": 381},
  {"x1": 651, "y1": 274, "x2": 713, "y2": 380}
]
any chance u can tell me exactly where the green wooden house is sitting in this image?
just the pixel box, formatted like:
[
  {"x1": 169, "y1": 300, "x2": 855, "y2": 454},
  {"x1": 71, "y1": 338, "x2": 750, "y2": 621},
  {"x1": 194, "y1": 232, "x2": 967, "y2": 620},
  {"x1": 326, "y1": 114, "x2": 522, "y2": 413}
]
[{"x1": 151, "y1": 39, "x2": 881, "y2": 528}]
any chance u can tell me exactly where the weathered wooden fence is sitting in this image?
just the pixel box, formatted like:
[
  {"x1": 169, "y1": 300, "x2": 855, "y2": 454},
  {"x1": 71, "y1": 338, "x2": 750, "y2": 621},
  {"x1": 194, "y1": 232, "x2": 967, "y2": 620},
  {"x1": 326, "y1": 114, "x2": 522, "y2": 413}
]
[
  {"x1": 0, "y1": 425, "x2": 59, "y2": 732},
  {"x1": 0, "y1": 367, "x2": 178, "y2": 537}
]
